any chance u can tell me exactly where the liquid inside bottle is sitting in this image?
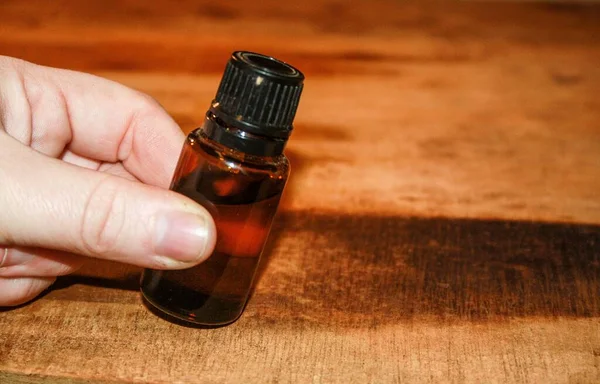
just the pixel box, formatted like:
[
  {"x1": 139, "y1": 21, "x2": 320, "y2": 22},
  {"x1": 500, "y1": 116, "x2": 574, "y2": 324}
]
[{"x1": 141, "y1": 128, "x2": 289, "y2": 326}]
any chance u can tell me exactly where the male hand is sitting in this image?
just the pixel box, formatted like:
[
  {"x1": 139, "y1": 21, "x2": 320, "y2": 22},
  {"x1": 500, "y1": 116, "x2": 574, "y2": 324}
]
[{"x1": 0, "y1": 56, "x2": 216, "y2": 306}]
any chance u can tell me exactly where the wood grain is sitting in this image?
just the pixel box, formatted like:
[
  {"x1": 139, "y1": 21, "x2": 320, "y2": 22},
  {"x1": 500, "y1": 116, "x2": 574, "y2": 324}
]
[{"x1": 0, "y1": 1, "x2": 599, "y2": 383}]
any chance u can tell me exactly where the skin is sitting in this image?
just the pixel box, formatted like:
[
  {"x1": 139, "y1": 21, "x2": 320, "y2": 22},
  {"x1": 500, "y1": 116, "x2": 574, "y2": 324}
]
[{"x1": 0, "y1": 56, "x2": 217, "y2": 307}]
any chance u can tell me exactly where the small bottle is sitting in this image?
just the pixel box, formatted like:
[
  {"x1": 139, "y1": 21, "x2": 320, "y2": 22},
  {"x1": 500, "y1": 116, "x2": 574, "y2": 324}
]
[{"x1": 140, "y1": 51, "x2": 304, "y2": 326}]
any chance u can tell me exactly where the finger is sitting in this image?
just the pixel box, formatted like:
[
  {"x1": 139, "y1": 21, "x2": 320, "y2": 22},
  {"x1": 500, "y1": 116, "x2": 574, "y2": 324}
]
[
  {"x1": 0, "y1": 55, "x2": 185, "y2": 188},
  {"x1": 0, "y1": 134, "x2": 216, "y2": 269},
  {"x1": 0, "y1": 247, "x2": 83, "y2": 277},
  {"x1": 0, "y1": 277, "x2": 56, "y2": 307},
  {"x1": 60, "y1": 151, "x2": 138, "y2": 181}
]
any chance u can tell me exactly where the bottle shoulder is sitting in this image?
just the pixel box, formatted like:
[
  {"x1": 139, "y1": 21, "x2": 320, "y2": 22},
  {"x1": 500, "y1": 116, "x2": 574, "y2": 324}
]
[{"x1": 187, "y1": 128, "x2": 289, "y2": 178}]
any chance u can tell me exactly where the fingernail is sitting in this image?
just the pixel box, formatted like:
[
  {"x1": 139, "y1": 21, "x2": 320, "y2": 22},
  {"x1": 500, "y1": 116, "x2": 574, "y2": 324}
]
[{"x1": 153, "y1": 211, "x2": 214, "y2": 264}]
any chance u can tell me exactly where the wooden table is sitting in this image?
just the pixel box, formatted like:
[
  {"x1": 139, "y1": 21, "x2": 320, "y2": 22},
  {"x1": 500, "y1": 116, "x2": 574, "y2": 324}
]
[{"x1": 1, "y1": 1, "x2": 599, "y2": 382}]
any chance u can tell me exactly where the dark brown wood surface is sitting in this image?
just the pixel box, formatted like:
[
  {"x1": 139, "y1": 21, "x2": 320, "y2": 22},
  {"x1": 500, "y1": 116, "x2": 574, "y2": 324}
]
[{"x1": 1, "y1": 1, "x2": 599, "y2": 383}]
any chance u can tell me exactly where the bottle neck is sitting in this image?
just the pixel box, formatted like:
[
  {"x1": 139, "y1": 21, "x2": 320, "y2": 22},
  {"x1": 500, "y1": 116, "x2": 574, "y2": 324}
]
[{"x1": 200, "y1": 111, "x2": 288, "y2": 157}]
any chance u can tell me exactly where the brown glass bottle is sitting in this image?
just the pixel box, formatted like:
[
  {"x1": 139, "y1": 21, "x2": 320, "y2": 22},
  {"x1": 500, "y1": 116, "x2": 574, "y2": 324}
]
[{"x1": 141, "y1": 51, "x2": 304, "y2": 326}]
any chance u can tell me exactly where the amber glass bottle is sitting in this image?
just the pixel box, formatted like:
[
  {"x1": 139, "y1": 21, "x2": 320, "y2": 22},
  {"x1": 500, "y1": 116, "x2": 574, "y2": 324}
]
[{"x1": 141, "y1": 51, "x2": 304, "y2": 326}]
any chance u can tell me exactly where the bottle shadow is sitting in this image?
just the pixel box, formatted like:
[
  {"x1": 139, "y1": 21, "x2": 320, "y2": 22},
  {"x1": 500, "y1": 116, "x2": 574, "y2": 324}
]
[
  {"x1": 3, "y1": 213, "x2": 599, "y2": 329},
  {"x1": 245, "y1": 212, "x2": 600, "y2": 327}
]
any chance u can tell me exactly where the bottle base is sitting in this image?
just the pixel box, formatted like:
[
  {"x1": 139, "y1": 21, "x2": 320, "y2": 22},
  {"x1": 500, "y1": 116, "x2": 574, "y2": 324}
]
[{"x1": 140, "y1": 290, "x2": 243, "y2": 329}]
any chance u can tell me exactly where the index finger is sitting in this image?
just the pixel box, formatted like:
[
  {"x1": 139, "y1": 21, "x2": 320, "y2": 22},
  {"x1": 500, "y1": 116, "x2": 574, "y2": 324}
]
[{"x1": 0, "y1": 56, "x2": 186, "y2": 188}]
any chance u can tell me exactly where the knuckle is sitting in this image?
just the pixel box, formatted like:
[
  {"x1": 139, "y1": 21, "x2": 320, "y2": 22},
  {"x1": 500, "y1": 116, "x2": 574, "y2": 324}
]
[
  {"x1": 136, "y1": 92, "x2": 161, "y2": 110},
  {"x1": 0, "y1": 55, "x2": 25, "y2": 73},
  {"x1": 133, "y1": 92, "x2": 168, "y2": 125},
  {"x1": 80, "y1": 177, "x2": 128, "y2": 256}
]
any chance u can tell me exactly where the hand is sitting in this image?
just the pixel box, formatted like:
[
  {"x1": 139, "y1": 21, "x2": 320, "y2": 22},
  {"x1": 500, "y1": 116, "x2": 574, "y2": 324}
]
[{"x1": 0, "y1": 56, "x2": 216, "y2": 306}]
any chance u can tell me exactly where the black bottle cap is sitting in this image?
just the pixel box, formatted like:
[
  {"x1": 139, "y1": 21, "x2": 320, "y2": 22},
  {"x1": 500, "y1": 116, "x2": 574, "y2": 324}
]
[{"x1": 210, "y1": 51, "x2": 304, "y2": 139}]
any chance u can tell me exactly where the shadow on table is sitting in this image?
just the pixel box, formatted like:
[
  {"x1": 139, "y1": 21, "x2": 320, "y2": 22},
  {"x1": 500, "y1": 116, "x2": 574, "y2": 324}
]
[
  {"x1": 3, "y1": 212, "x2": 599, "y2": 329},
  {"x1": 246, "y1": 211, "x2": 600, "y2": 327}
]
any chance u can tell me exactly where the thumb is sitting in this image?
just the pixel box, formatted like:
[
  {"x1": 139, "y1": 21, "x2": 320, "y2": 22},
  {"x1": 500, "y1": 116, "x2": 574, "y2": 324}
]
[{"x1": 0, "y1": 135, "x2": 216, "y2": 269}]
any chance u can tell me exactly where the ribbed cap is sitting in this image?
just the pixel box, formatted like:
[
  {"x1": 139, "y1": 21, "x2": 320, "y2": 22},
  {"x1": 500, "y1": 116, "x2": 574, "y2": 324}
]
[{"x1": 210, "y1": 51, "x2": 304, "y2": 138}]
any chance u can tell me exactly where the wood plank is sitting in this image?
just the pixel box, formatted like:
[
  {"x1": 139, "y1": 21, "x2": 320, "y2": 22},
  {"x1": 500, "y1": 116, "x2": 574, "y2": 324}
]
[
  {"x1": 2, "y1": 1, "x2": 598, "y2": 223},
  {"x1": 0, "y1": 1, "x2": 599, "y2": 382},
  {"x1": 2, "y1": 214, "x2": 600, "y2": 382},
  {"x1": 3, "y1": 302, "x2": 599, "y2": 383}
]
